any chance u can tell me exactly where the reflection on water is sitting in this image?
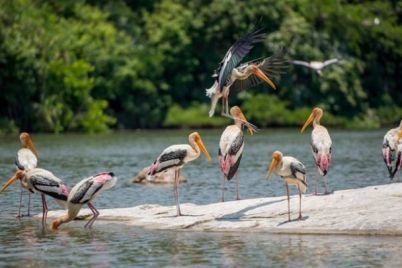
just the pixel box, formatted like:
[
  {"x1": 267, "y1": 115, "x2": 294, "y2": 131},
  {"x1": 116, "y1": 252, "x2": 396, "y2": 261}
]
[{"x1": 0, "y1": 129, "x2": 398, "y2": 266}]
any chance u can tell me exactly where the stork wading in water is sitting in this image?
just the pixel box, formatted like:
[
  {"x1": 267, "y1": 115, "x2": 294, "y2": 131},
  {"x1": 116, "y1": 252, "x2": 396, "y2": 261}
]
[
  {"x1": 382, "y1": 120, "x2": 402, "y2": 179},
  {"x1": 206, "y1": 29, "x2": 287, "y2": 117},
  {"x1": 0, "y1": 168, "x2": 69, "y2": 228},
  {"x1": 14, "y1": 132, "x2": 39, "y2": 217},
  {"x1": 391, "y1": 130, "x2": 402, "y2": 181},
  {"x1": 219, "y1": 106, "x2": 256, "y2": 201},
  {"x1": 52, "y1": 172, "x2": 116, "y2": 230},
  {"x1": 301, "y1": 107, "x2": 332, "y2": 194},
  {"x1": 291, "y1": 58, "x2": 339, "y2": 75},
  {"x1": 267, "y1": 150, "x2": 307, "y2": 222},
  {"x1": 148, "y1": 132, "x2": 211, "y2": 216}
]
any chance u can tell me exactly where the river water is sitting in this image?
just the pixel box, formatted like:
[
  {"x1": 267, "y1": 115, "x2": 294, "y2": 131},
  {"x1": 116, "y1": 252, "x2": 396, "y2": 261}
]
[{"x1": 0, "y1": 129, "x2": 400, "y2": 266}]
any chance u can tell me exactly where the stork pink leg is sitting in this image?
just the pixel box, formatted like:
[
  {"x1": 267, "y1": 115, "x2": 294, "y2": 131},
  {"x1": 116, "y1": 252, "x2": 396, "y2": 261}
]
[
  {"x1": 298, "y1": 186, "x2": 302, "y2": 220},
  {"x1": 27, "y1": 192, "x2": 31, "y2": 217},
  {"x1": 236, "y1": 172, "x2": 240, "y2": 200},
  {"x1": 173, "y1": 168, "x2": 182, "y2": 216},
  {"x1": 221, "y1": 175, "x2": 225, "y2": 202},
  {"x1": 85, "y1": 202, "x2": 99, "y2": 228},
  {"x1": 41, "y1": 194, "x2": 48, "y2": 227}
]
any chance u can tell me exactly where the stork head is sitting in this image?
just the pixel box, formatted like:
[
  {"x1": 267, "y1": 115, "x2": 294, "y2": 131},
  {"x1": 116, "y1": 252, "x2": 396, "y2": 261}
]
[
  {"x1": 189, "y1": 132, "x2": 212, "y2": 161},
  {"x1": 267, "y1": 150, "x2": 283, "y2": 177},
  {"x1": 51, "y1": 219, "x2": 62, "y2": 230},
  {"x1": 301, "y1": 107, "x2": 323, "y2": 133},
  {"x1": 230, "y1": 106, "x2": 257, "y2": 135},
  {"x1": 0, "y1": 170, "x2": 26, "y2": 193},
  {"x1": 250, "y1": 64, "x2": 276, "y2": 90},
  {"x1": 19, "y1": 132, "x2": 38, "y2": 158}
]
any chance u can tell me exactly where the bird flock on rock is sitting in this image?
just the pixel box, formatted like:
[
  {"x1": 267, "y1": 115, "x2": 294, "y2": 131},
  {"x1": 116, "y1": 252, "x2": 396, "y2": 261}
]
[{"x1": 0, "y1": 28, "x2": 398, "y2": 230}]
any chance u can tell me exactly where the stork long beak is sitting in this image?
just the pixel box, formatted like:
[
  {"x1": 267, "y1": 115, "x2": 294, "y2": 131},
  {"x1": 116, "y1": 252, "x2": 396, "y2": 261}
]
[
  {"x1": 301, "y1": 111, "x2": 315, "y2": 133},
  {"x1": 0, "y1": 171, "x2": 24, "y2": 193},
  {"x1": 267, "y1": 158, "x2": 279, "y2": 178},
  {"x1": 253, "y1": 67, "x2": 276, "y2": 90},
  {"x1": 26, "y1": 138, "x2": 39, "y2": 158},
  {"x1": 237, "y1": 110, "x2": 257, "y2": 135},
  {"x1": 195, "y1": 137, "x2": 212, "y2": 161}
]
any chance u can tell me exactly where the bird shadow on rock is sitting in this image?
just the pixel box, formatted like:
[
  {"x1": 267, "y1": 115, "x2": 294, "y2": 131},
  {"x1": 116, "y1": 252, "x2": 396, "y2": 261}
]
[
  {"x1": 216, "y1": 199, "x2": 286, "y2": 222},
  {"x1": 277, "y1": 215, "x2": 309, "y2": 226},
  {"x1": 159, "y1": 213, "x2": 204, "y2": 218}
]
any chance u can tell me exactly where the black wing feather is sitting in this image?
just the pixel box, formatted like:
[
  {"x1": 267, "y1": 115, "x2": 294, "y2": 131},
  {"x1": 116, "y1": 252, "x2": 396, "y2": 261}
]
[
  {"x1": 217, "y1": 29, "x2": 266, "y2": 90},
  {"x1": 30, "y1": 175, "x2": 67, "y2": 201},
  {"x1": 231, "y1": 49, "x2": 289, "y2": 92}
]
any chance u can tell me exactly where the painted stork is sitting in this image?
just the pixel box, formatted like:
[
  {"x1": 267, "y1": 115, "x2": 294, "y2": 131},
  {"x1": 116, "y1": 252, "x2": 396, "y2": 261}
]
[
  {"x1": 219, "y1": 106, "x2": 256, "y2": 201},
  {"x1": 148, "y1": 132, "x2": 211, "y2": 216},
  {"x1": 301, "y1": 107, "x2": 332, "y2": 194},
  {"x1": 206, "y1": 29, "x2": 287, "y2": 117},
  {"x1": 291, "y1": 58, "x2": 339, "y2": 75},
  {"x1": 382, "y1": 120, "x2": 402, "y2": 178},
  {"x1": 15, "y1": 132, "x2": 39, "y2": 217},
  {"x1": 0, "y1": 168, "x2": 69, "y2": 228},
  {"x1": 267, "y1": 150, "x2": 307, "y2": 222},
  {"x1": 390, "y1": 129, "x2": 402, "y2": 180},
  {"x1": 52, "y1": 172, "x2": 116, "y2": 230}
]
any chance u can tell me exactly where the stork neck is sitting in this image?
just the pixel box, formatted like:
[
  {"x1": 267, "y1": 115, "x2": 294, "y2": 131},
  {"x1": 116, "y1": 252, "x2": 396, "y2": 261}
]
[
  {"x1": 233, "y1": 66, "x2": 252, "y2": 80},
  {"x1": 59, "y1": 205, "x2": 81, "y2": 225},
  {"x1": 189, "y1": 138, "x2": 201, "y2": 157}
]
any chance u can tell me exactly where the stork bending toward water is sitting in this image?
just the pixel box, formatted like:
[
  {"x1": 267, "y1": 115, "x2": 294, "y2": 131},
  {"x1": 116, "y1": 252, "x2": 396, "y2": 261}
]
[
  {"x1": 0, "y1": 168, "x2": 69, "y2": 228},
  {"x1": 148, "y1": 132, "x2": 211, "y2": 216},
  {"x1": 219, "y1": 106, "x2": 256, "y2": 201},
  {"x1": 52, "y1": 172, "x2": 116, "y2": 230},
  {"x1": 267, "y1": 150, "x2": 307, "y2": 222},
  {"x1": 301, "y1": 107, "x2": 332, "y2": 194}
]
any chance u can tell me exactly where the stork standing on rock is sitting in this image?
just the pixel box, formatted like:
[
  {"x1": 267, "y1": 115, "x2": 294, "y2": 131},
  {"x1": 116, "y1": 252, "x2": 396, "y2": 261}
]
[
  {"x1": 301, "y1": 107, "x2": 332, "y2": 194},
  {"x1": 148, "y1": 132, "x2": 211, "y2": 216},
  {"x1": 382, "y1": 120, "x2": 402, "y2": 179},
  {"x1": 219, "y1": 106, "x2": 256, "y2": 201},
  {"x1": 52, "y1": 172, "x2": 116, "y2": 230},
  {"x1": 267, "y1": 150, "x2": 307, "y2": 222}
]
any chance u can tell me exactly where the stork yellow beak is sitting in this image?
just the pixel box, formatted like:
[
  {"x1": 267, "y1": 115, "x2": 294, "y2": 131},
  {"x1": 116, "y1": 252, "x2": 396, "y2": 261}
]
[
  {"x1": 232, "y1": 107, "x2": 257, "y2": 135},
  {"x1": 267, "y1": 158, "x2": 278, "y2": 178},
  {"x1": 253, "y1": 67, "x2": 276, "y2": 90},
  {"x1": 0, "y1": 171, "x2": 24, "y2": 193},
  {"x1": 195, "y1": 136, "x2": 212, "y2": 161},
  {"x1": 301, "y1": 111, "x2": 315, "y2": 133}
]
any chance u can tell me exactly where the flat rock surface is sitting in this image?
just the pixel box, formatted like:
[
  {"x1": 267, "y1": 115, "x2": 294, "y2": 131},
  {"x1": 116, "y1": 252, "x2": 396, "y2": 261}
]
[{"x1": 45, "y1": 183, "x2": 402, "y2": 235}]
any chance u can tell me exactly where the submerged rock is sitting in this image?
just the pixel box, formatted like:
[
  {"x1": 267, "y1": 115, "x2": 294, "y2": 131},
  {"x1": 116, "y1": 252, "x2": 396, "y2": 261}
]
[
  {"x1": 132, "y1": 167, "x2": 186, "y2": 184},
  {"x1": 45, "y1": 183, "x2": 402, "y2": 235}
]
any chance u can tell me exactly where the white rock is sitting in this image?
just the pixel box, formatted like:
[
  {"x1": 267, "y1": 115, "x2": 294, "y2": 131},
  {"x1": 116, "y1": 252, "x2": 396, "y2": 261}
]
[{"x1": 44, "y1": 183, "x2": 402, "y2": 235}]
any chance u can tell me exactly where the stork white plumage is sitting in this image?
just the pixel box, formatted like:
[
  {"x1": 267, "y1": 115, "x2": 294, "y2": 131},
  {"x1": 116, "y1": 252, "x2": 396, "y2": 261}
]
[
  {"x1": 301, "y1": 107, "x2": 332, "y2": 194},
  {"x1": 206, "y1": 30, "x2": 287, "y2": 117},
  {"x1": 219, "y1": 106, "x2": 256, "y2": 201},
  {"x1": 14, "y1": 132, "x2": 39, "y2": 217},
  {"x1": 382, "y1": 120, "x2": 402, "y2": 179},
  {"x1": 291, "y1": 58, "x2": 339, "y2": 75},
  {"x1": 52, "y1": 172, "x2": 116, "y2": 230},
  {"x1": 390, "y1": 129, "x2": 402, "y2": 180},
  {"x1": 0, "y1": 168, "x2": 69, "y2": 228},
  {"x1": 267, "y1": 150, "x2": 307, "y2": 222},
  {"x1": 148, "y1": 132, "x2": 211, "y2": 216}
]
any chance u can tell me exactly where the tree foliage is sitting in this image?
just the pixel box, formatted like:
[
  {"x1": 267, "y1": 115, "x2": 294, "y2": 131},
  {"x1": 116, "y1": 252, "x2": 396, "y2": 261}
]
[{"x1": 0, "y1": 0, "x2": 400, "y2": 133}]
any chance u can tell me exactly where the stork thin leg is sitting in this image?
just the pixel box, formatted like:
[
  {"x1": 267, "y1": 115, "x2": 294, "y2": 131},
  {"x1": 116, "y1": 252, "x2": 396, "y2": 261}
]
[
  {"x1": 221, "y1": 174, "x2": 225, "y2": 202},
  {"x1": 225, "y1": 98, "x2": 229, "y2": 116},
  {"x1": 173, "y1": 169, "x2": 182, "y2": 216},
  {"x1": 285, "y1": 183, "x2": 290, "y2": 222},
  {"x1": 17, "y1": 187, "x2": 23, "y2": 218},
  {"x1": 236, "y1": 172, "x2": 240, "y2": 200},
  {"x1": 27, "y1": 192, "x2": 31, "y2": 217},
  {"x1": 85, "y1": 202, "x2": 99, "y2": 228},
  {"x1": 298, "y1": 186, "x2": 302, "y2": 220},
  {"x1": 314, "y1": 170, "x2": 319, "y2": 195},
  {"x1": 323, "y1": 175, "x2": 330, "y2": 195},
  {"x1": 41, "y1": 194, "x2": 48, "y2": 227}
]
